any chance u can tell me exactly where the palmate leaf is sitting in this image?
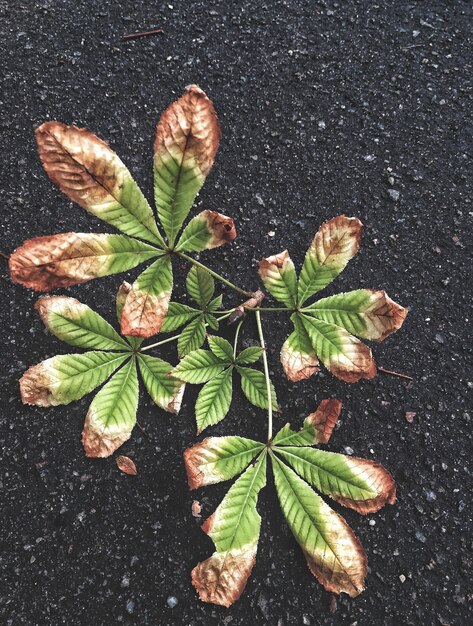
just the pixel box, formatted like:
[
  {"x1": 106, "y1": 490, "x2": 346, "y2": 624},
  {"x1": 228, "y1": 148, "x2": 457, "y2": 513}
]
[
  {"x1": 82, "y1": 358, "x2": 139, "y2": 458},
  {"x1": 236, "y1": 366, "x2": 279, "y2": 411},
  {"x1": 300, "y1": 314, "x2": 377, "y2": 383},
  {"x1": 280, "y1": 313, "x2": 319, "y2": 382},
  {"x1": 305, "y1": 289, "x2": 408, "y2": 342},
  {"x1": 36, "y1": 296, "x2": 130, "y2": 351},
  {"x1": 137, "y1": 354, "x2": 185, "y2": 414},
  {"x1": 298, "y1": 215, "x2": 363, "y2": 305},
  {"x1": 186, "y1": 265, "x2": 215, "y2": 308},
  {"x1": 35, "y1": 122, "x2": 165, "y2": 246},
  {"x1": 9, "y1": 232, "x2": 160, "y2": 291},
  {"x1": 176, "y1": 210, "x2": 237, "y2": 253},
  {"x1": 271, "y1": 454, "x2": 368, "y2": 597},
  {"x1": 192, "y1": 453, "x2": 267, "y2": 607},
  {"x1": 120, "y1": 254, "x2": 173, "y2": 338},
  {"x1": 153, "y1": 85, "x2": 220, "y2": 246},
  {"x1": 258, "y1": 250, "x2": 298, "y2": 307},
  {"x1": 184, "y1": 436, "x2": 264, "y2": 489},
  {"x1": 178, "y1": 316, "x2": 207, "y2": 357},
  {"x1": 196, "y1": 368, "x2": 233, "y2": 433},
  {"x1": 20, "y1": 351, "x2": 128, "y2": 407}
]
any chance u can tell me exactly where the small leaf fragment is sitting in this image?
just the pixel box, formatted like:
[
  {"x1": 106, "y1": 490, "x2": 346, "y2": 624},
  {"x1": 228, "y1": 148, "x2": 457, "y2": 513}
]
[
  {"x1": 116, "y1": 455, "x2": 138, "y2": 476},
  {"x1": 305, "y1": 289, "x2": 408, "y2": 342},
  {"x1": 36, "y1": 295, "x2": 129, "y2": 351},
  {"x1": 82, "y1": 358, "x2": 139, "y2": 458},
  {"x1": 280, "y1": 313, "x2": 319, "y2": 382},
  {"x1": 272, "y1": 454, "x2": 368, "y2": 597},
  {"x1": 120, "y1": 254, "x2": 173, "y2": 338},
  {"x1": 184, "y1": 436, "x2": 264, "y2": 488},
  {"x1": 35, "y1": 122, "x2": 164, "y2": 246},
  {"x1": 10, "y1": 232, "x2": 160, "y2": 291},
  {"x1": 301, "y1": 314, "x2": 377, "y2": 383},
  {"x1": 192, "y1": 453, "x2": 266, "y2": 607},
  {"x1": 20, "y1": 352, "x2": 128, "y2": 407},
  {"x1": 298, "y1": 215, "x2": 363, "y2": 304},
  {"x1": 186, "y1": 265, "x2": 215, "y2": 308},
  {"x1": 176, "y1": 210, "x2": 237, "y2": 252},
  {"x1": 196, "y1": 368, "x2": 233, "y2": 433},
  {"x1": 258, "y1": 250, "x2": 298, "y2": 307},
  {"x1": 154, "y1": 85, "x2": 220, "y2": 245}
]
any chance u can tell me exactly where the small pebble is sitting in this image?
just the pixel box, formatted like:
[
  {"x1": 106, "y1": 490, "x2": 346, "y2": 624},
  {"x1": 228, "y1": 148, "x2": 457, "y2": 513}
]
[
  {"x1": 318, "y1": 120, "x2": 326, "y2": 129},
  {"x1": 399, "y1": 574, "x2": 406, "y2": 583},
  {"x1": 167, "y1": 596, "x2": 178, "y2": 608},
  {"x1": 415, "y1": 531, "x2": 427, "y2": 543},
  {"x1": 126, "y1": 600, "x2": 135, "y2": 614},
  {"x1": 344, "y1": 446, "x2": 354, "y2": 455},
  {"x1": 388, "y1": 189, "x2": 400, "y2": 201}
]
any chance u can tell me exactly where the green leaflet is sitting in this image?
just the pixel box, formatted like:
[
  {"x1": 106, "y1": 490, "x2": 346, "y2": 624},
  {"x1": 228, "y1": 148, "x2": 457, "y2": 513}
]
[
  {"x1": 271, "y1": 453, "x2": 367, "y2": 597},
  {"x1": 137, "y1": 354, "x2": 184, "y2": 414},
  {"x1": 116, "y1": 282, "x2": 143, "y2": 349},
  {"x1": 173, "y1": 349, "x2": 228, "y2": 384},
  {"x1": 271, "y1": 420, "x2": 316, "y2": 447},
  {"x1": 184, "y1": 436, "x2": 265, "y2": 488},
  {"x1": 186, "y1": 266, "x2": 215, "y2": 308},
  {"x1": 207, "y1": 294, "x2": 223, "y2": 311},
  {"x1": 20, "y1": 351, "x2": 129, "y2": 407},
  {"x1": 259, "y1": 250, "x2": 298, "y2": 307},
  {"x1": 175, "y1": 212, "x2": 214, "y2": 252},
  {"x1": 208, "y1": 336, "x2": 234, "y2": 361},
  {"x1": 37, "y1": 296, "x2": 130, "y2": 351},
  {"x1": 207, "y1": 452, "x2": 267, "y2": 552},
  {"x1": 235, "y1": 347, "x2": 263, "y2": 365},
  {"x1": 161, "y1": 302, "x2": 200, "y2": 332},
  {"x1": 178, "y1": 316, "x2": 207, "y2": 357},
  {"x1": 204, "y1": 313, "x2": 219, "y2": 331},
  {"x1": 236, "y1": 366, "x2": 279, "y2": 411},
  {"x1": 196, "y1": 367, "x2": 233, "y2": 433},
  {"x1": 83, "y1": 358, "x2": 139, "y2": 457}
]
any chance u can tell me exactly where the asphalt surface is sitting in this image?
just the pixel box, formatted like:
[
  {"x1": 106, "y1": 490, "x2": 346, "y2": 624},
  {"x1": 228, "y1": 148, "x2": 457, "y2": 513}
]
[{"x1": 1, "y1": 1, "x2": 472, "y2": 625}]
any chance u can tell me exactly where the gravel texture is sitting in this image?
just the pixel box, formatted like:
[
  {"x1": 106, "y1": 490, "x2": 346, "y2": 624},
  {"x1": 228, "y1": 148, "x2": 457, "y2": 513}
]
[{"x1": 1, "y1": 1, "x2": 472, "y2": 624}]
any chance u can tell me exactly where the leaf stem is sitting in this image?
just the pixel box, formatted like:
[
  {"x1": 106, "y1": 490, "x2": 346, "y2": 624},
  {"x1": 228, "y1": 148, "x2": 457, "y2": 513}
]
[
  {"x1": 255, "y1": 311, "x2": 273, "y2": 442},
  {"x1": 378, "y1": 366, "x2": 414, "y2": 381},
  {"x1": 233, "y1": 319, "x2": 244, "y2": 358},
  {"x1": 140, "y1": 334, "x2": 180, "y2": 352},
  {"x1": 176, "y1": 251, "x2": 253, "y2": 298}
]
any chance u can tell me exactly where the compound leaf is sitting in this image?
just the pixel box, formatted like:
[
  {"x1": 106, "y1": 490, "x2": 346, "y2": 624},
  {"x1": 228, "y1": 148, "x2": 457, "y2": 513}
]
[
  {"x1": 161, "y1": 302, "x2": 200, "y2": 332},
  {"x1": 10, "y1": 232, "x2": 160, "y2": 291},
  {"x1": 280, "y1": 313, "x2": 319, "y2": 382},
  {"x1": 20, "y1": 351, "x2": 128, "y2": 407},
  {"x1": 305, "y1": 289, "x2": 407, "y2": 342},
  {"x1": 271, "y1": 454, "x2": 367, "y2": 597},
  {"x1": 272, "y1": 399, "x2": 342, "y2": 447},
  {"x1": 154, "y1": 85, "x2": 220, "y2": 245},
  {"x1": 184, "y1": 436, "x2": 265, "y2": 489},
  {"x1": 207, "y1": 336, "x2": 234, "y2": 362},
  {"x1": 236, "y1": 366, "x2": 279, "y2": 411},
  {"x1": 192, "y1": 453, "x2": 266, "y2": 607},
  {"x1": 235, "y1": 346, "x2": 263, "y2": 365},
  {"x1": 120, "y1": 254, "x2": 173, "y2": 338},
  {"x1": 276, "y1": 447, "x2": 396, "y2": 515},
  {"x1": 300, "y1": 314, "x2": 376, "y2": 383},
  {"x1": 258, "y1": 250, "x2": 298, "y2": 307},
  {"x1": 82, "y1": 358, "x2": 139, "y2": 458},
  {"x1": 176, "y1": 210, "x2": 236, "y2": 252},
  {"x1": 178, "y1": 316, "x2": 207, "y2": 357},
  {"x1": 36, "y1": 295, "x2": 130, "y2": 351},
  {"x1": 137, "y1": 354, "x2": 185, "y2": 414},
  {"x1": 35, "y1": 122, "x2": 164, "y2": 246},
  {"x1": 186, "y1": 265, "x2": 214, "y2": 308},
  {"x1": 298, "y1": 215, "x2": 363, "y2": 304},
  {"x1": 196, "y1": 368, "x2": 233, "y2": 433},
  {"x1": 173, "y1": 349, "x2": 227, "y2": 384}
]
